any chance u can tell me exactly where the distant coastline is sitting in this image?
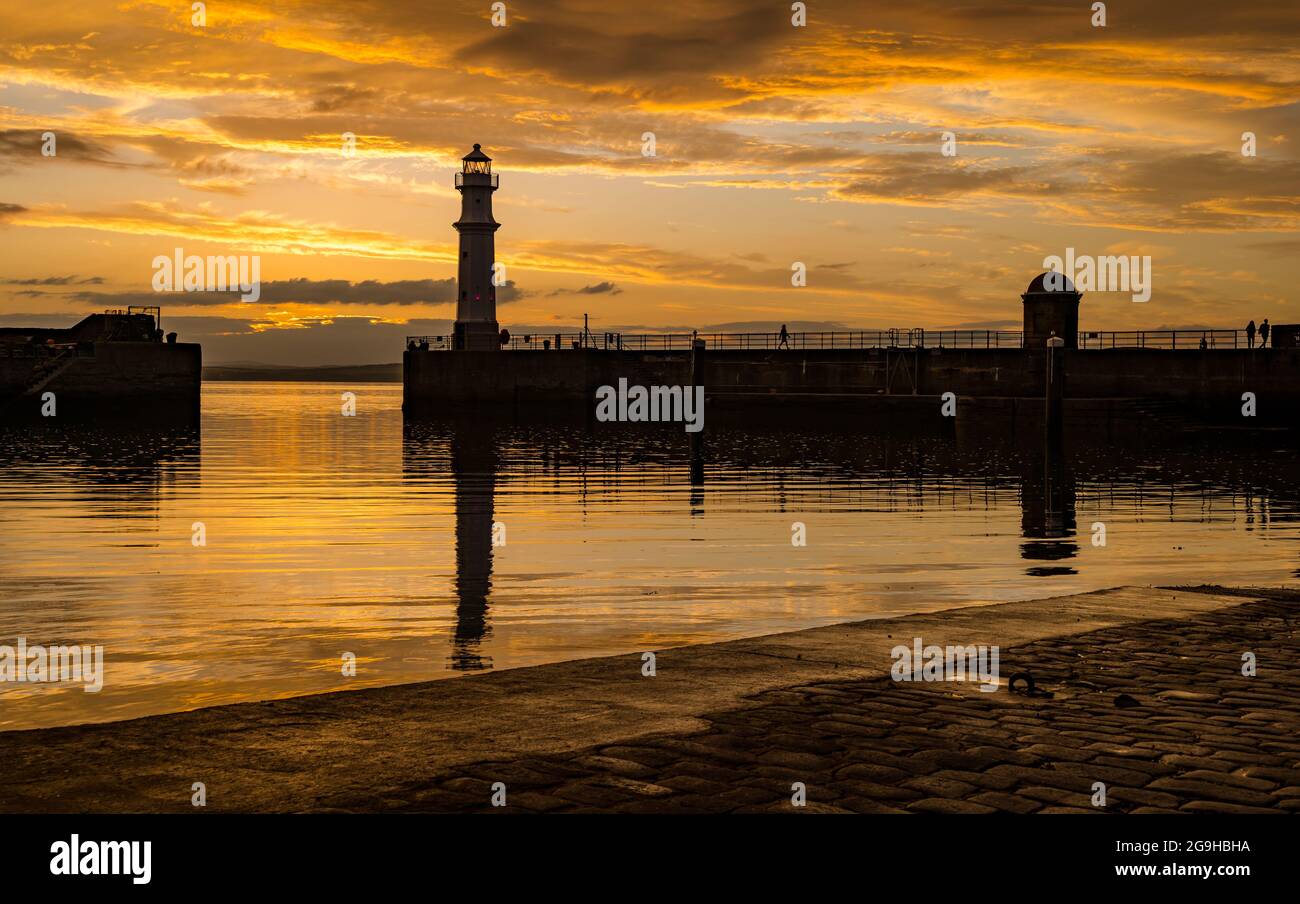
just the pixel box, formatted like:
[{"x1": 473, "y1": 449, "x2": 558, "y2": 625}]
[{"x1": 203, "y1": 363, "x2": 401, "y2": 382}]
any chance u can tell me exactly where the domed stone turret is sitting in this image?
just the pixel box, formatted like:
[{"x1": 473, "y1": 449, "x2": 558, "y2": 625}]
[{"x1": 1022, "y1": 271, "x2": 1081, "y2": 349}]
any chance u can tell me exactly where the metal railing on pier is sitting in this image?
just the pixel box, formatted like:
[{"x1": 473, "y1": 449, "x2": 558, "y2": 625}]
[
  {"x1": 405, "y1": 335, "x2": 455, "y2": 350},
  {"x1": 406, "y1": 328, "x2": 1253, "y2": 352},
  {"x1": 1076, "y1": 330, "x2": 1244, "y2": 349}
]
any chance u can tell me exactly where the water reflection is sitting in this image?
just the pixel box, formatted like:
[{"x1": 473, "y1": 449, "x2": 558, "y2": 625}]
[
  {"x1": 689, "y1": 416, "x2": 705, "y2": 513},
  {"x1": 0, "y1": 423, "x2": 199, "y2": 528},
  {"x1": 3, "y1": 383, "x2": 1298, "y2": 730},
  {"x1": 1019, "y1": 442, "x2": 1079, "y2": 576},
  {"x1": 448, "y1": 425, "x2": 496, "y2": 671}
]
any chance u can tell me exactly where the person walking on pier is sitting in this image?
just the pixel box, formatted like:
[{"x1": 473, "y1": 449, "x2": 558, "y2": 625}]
[
  {"x1": 1246, "y1": 319, "x2": 1256, "y2": 349},
  {"x1": 1260, "y1": 319, "x2": 1270, "y2": 348},
  {"x1": 778, "y1": 324, "x2": 790, "y2": 349}
]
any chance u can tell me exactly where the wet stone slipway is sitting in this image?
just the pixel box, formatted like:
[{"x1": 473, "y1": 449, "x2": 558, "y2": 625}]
[
  {"x1": 314, "y1": 588, "x2": 1300, "y2": 815},
  {"x1": 1, "y1": 586, "x2": 1296, "y2": 814}
]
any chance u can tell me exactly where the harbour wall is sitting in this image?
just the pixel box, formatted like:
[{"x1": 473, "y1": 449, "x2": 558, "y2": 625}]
[
  {"x1": 404, "y1": 347, "x2": 1300, "y2": 426},
  {"x1": 0, "y1": 341, "x2": 201, "y2": 422}
]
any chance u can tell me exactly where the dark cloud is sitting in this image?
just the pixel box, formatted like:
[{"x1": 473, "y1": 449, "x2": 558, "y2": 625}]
[
  {"x1": 453, "y1": 8, "x2": 790, "y2": 89},
  {"x1": 310, "y1": 84, "x2": 382, "y2": 113},
  {"x1": 826, "y1": 147, "x2": 1300, "y2": 231},
  {"x1": 577, "y1": 281, "x2": 621, "y2": 295},
  {"x1": 0, "y1": 130, "x2": 129, "y2": 169},
  {"x1": 832, "y1": 152, "x2": 1070, "y2": 205},
  {"x1": 0, "y1": 275, "x2": 103, "y2": 285},
  {"x1": 549, "y1": 281, "x2": 622, "y2": 296},
  {"x1": 171, "y1": 154, "x2": 255, "y2": 194},
  {"x1": 1087, "y1": 150, "x2": 1300, "y2": 230},
  {"x1": 65, "y1": 278, "x2": 525, "y2": 307}
]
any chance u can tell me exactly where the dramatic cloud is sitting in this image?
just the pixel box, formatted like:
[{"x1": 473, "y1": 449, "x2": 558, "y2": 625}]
[{"x1": 1, "y1": 0, "x2": 1297, "y2": 361}]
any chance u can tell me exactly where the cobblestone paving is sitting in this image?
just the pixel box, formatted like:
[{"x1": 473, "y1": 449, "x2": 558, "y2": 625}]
[{"x1": 314, "y1": 591, "x2": 1300, "y2": 814}]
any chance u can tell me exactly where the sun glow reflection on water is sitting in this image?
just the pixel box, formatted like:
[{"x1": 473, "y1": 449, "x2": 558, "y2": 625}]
[{"x1": 0, "y1": 381, "x2": 1295, "y2": 729}]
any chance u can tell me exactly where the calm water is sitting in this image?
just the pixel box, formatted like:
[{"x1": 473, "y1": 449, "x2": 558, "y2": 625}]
[{"x1": 1, "y1": 381, "x2": 1296, "y2": 729}]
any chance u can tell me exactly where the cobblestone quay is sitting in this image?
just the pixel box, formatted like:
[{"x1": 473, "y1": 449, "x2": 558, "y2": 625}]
[
  {"x1": 328, "y1": 588, "x2": 1299, "y2": 814},
  {"x1": 1, "y1": 586, "x2": 1296, "y2": 814}
]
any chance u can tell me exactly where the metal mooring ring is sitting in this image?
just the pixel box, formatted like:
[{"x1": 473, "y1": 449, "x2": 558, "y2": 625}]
[{"x1": 1008, "y1": 672, "x2": 1036, "y2": 695}]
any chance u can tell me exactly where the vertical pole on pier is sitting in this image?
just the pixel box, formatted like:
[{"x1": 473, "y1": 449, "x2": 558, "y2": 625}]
[
  {"x1": 1044, "y1": 335, "x2": 1066, "y2": 533},
  {"x1": 689, "y1": 337, "x2": 705, "y2": 486},
  {"x1": 1045, "y1": 335, "x2": 1064, "y2": 448}
]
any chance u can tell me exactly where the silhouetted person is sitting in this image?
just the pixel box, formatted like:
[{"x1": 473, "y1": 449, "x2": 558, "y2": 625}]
[
  {"x1": 499, "y1": 327, "x2": 510, "y2": 347},
  {"x1": 1247, "y1": 319, "x2": 1256, "y2": 349},
  {"x1": 778, "y1": 324, "x2": 790, "y2": 349},
  {"x1": 1199, "y1": 335, "x2": 1207, "y2": 350},
  {"x1": 1260, "y1": 319, "x2": 1270, "y2": 348}
]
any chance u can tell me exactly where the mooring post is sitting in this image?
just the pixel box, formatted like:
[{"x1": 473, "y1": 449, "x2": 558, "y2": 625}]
[
  {"x1": 1045, "y1": 334, "x2": 1064, "y2": 448},
  {"x1": 689, "y1": 336, "x2": 705, "y2": 484},
  {"x1": 1043, "y1": 335, "x2": 1067, "y2": 535}
]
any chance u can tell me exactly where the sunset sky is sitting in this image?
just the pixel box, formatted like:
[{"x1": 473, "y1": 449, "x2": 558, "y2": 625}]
[{"x1": 1, "y1": 0, "x2": 1297, "y2": 364}]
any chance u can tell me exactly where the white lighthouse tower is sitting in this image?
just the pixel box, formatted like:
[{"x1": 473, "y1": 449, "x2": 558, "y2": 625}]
[{"x1": 452, "y1": 144, "x2": 501, "y2": 350}]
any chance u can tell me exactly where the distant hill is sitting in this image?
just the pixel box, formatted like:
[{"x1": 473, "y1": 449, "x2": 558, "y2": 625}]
[{"x1": 203, "y1": 363, "x2": 401, "y2": 382}]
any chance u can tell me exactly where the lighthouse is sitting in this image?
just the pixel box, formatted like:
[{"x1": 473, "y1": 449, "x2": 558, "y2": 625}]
[{"x1": 452, "y1": 144, "x2": 501, "y2": 350}]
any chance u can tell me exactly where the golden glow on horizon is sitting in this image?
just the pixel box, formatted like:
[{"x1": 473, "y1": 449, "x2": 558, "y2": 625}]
[{"x1": 1, "y1": 0, "x2": 1297, "y2": 363}]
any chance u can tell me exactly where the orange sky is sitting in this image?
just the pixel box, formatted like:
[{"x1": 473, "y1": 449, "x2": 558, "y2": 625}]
[{"x1": 1, "y1": 0, "x2": 1297, "y2": 363}]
